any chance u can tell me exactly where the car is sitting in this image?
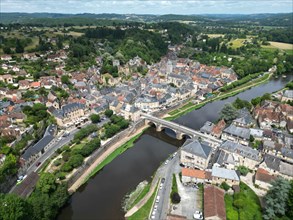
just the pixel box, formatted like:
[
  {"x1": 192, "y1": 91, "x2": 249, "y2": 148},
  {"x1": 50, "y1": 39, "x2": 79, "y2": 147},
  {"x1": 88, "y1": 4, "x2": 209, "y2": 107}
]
[
  {"x1": 164, "y1": 160, "x2": 169, "y2": 165},
  {"x1": 153, "y1": 207, "x2": 157, "y2": 211},
  {"x1": 155, "y1": 196, "x2": 160, "y2": 203},
  {"x1": 154, "y1": 204, "x2": 158, "y2": 209},
  {"x1": 193, "y1": 213, "x2": 203, "y2": 220},
  {"x1": 194, "y1": 211, "x2": 202, "y2": 215},
  {"x1": 151, "y1": 215, "x2": 156, "y2": 219},
  {"x1": 161, "y1": 178, "x2": 165, "y2": 183},
  {"x1": 173, "y1": 152, "x2": 177, "y2": 157},
  {"x1": 62, "y1": 131, "x2": 70, "y2": 137},
  {"x1": 152, "y1": 211, "x2": 156, "y2": 215},
  {"x1": 36, "y1": 162, "x2": 41, "y2": 167}
]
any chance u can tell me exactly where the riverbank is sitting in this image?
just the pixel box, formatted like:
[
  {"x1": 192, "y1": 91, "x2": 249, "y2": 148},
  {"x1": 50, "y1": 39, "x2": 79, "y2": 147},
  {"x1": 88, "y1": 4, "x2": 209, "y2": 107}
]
[
  {"x1": 68, "y1": 124, "x2": 148, "y2": 193},
  {"x1": 165, "y1": 72, "x2": 272, "y2": 121}
]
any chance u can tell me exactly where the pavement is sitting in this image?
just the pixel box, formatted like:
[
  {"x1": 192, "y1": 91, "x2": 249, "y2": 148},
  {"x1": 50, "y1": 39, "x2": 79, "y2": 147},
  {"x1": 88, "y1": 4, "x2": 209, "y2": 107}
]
[
  {"x1": 10, "y1": 117, "x2": 110, "y2": 194},
  {"x1": 170, "y1": 174, "x2": 199, "y2": 219}
]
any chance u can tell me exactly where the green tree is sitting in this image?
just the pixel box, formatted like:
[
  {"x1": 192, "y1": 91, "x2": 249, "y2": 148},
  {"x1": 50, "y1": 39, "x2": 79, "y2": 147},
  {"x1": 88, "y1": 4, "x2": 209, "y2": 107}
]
[
  {"x1": 286, "y1": 181, "x2": 293, "y2": 218},
  {"x1": 90, "y1": 114, "x2": 100, "y2": 123},
  {"x1": 15, "y1": 39, "x2": 24, "y2": 53},
  {"x1": 0, "y1": 193, "x2": 32, "y2": 220},
  {"x1": 105, "y1": 109, "x2": 113, "y2": 118},
  {"x1": 220, "y1": 103, "x2": 239, "y2": 123},
  {"x1": 61, "y1": 75, "x2": 71, "y2": 85},
  {"x1": 36, "y1": 173, "x2": 57, "y2": 194},
  {"x1": 263, "y1": 178, "x2": 291, "y2": 220}
]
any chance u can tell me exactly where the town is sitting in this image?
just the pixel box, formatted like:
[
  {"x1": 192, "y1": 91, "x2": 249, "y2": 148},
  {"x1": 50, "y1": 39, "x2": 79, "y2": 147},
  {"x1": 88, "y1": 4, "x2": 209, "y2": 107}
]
[{"x1": 0, "y1": 10, "x2": 292, "y2": 220}]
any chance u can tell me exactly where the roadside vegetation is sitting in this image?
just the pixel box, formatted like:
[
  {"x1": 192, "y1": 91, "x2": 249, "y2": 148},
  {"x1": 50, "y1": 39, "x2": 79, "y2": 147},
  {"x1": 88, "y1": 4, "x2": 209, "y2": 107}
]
[{"x1": 170, "y1": 174, "x2": 180, "y2": 204}]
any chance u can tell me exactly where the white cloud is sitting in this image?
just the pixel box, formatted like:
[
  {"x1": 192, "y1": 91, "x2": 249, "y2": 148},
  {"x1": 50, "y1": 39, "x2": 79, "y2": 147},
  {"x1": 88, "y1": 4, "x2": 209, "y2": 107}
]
[{"x1": 0, "y1": 0, "x2": 292, "y2": 14}]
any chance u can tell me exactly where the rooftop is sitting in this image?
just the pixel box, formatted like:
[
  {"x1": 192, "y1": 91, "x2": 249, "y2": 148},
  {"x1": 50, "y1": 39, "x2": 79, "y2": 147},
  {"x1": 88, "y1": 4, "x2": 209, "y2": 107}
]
[
  {"x1": 204, "y1": 185, "x2": 226, "y2": 220},
  {"x1": 212, "y1": 166, "x2": 240, "y2": 181},
  {"x1": 181, "y1": 139, "x2": 212, "y2": 159}
]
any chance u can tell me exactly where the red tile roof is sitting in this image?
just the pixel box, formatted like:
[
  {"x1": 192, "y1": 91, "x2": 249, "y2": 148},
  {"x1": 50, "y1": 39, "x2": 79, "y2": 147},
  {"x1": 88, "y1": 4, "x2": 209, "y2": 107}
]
[
  {"x1": 182, "y1": 168, "x2": 206, "y2": 179},
  {"x1": 204, "y1": 185, "x2": 226, "y2": 220},
  {"x1": 255, "y1": 168, "x2": 277, "y2": 184}
]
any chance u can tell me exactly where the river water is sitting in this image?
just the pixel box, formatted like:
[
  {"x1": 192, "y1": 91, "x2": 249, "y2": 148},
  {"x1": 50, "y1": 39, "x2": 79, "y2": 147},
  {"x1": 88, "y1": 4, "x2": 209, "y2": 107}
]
[{"x1": 58, "y1": 76, "x2": 290, "y2": 220}]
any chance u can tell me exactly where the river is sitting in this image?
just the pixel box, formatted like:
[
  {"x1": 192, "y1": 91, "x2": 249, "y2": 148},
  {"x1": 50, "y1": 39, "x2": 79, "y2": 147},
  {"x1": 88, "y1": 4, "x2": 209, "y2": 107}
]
[{"x1": 58, "y1": 76, "x2": 290, "y2": 220}]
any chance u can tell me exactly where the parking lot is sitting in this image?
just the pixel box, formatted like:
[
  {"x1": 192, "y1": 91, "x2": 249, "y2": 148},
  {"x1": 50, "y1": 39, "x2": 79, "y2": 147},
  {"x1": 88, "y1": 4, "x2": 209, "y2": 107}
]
[{"x1": 170, "y1": 174, "x2": 202, "y2": 219}]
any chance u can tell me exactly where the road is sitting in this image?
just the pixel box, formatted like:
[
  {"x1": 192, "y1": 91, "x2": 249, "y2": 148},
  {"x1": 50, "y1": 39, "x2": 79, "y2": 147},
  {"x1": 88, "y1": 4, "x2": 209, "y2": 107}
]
[
  {"x1": 10, "y1": 118, "x2": 110, "y2": 194},
  {"x1": 150, "y1": 152, "x2": 180, "y2": 220}
]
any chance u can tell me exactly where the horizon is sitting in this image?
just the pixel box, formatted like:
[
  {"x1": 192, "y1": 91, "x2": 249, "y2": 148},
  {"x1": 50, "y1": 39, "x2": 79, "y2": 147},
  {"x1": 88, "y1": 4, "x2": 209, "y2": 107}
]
[{"x1": 1, "y1": 0, "x2": 293, "y2": 15}]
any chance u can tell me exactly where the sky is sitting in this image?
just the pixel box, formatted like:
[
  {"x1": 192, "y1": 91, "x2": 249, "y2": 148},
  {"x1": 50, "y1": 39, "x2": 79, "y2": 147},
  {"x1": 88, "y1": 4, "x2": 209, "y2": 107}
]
[{"x1": 1, "y1": 0, "x2": 293, "y2": 14}]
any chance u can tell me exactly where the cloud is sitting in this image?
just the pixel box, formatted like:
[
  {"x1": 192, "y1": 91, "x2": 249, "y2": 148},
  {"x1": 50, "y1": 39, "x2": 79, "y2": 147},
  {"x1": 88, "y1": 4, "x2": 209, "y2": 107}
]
[{"x1": 0, "y1": 0, "x2": 292, "y2": 14}]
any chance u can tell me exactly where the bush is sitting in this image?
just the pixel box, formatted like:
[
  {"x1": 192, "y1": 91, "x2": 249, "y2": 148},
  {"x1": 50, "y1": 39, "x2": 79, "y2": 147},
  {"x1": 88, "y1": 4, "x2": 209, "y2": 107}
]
[
  {"x1": 171, "y1": 192, "x2": 181, "y2": 204},
  {"x1": 53, "y1": 159, "x2": 62, "y2": 167},
  {"x1": 237, "y1": 166, "x2": 250, "y2": 176},
  {"x1": 220, "y1": 182, "x2": 230, "y2": 191}
]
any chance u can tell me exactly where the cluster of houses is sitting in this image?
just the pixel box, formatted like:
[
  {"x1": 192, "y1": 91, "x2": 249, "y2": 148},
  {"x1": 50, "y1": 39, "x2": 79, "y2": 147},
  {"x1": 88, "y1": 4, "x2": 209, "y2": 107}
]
[{"x1": 177, "y1": 98, "x2": 293, "y2": 220}]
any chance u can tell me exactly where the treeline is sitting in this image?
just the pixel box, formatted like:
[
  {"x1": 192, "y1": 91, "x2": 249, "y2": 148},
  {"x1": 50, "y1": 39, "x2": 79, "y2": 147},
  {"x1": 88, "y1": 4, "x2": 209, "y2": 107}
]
[
  {"x1": 260, "y1": 28, "x2": 293, "y2": 44},
  {"x1": 220, "y1": 72, "x2": 261, "y2": 92},
  {"x1": 103, "y1": 114, "x2": 129, "y2": 139},
  {"x1": 0, "y1": 173, "x2": 69, "y2": 220}
]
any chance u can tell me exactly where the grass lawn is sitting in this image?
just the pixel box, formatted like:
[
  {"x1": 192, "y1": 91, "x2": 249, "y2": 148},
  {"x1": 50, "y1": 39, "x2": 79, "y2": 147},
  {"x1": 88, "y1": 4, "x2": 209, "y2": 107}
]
[
  {"x1": 83, "y1": 132, "x2": 143, "y2": 183},
  {"x1": 225, "y1": 182, "x2": 262, "y2": 220},
  {"x1": 171, "y1": 174, "x2": 178, "y2": 194},
  {"x1": 129, "y1": 183, "x2": 151, "y2": 209},
  {"x1": 128, "y1": 184, "x2": 158, "y2": 220},
  {"x1": 230, "y1": 38, "x2": 246, "y2": 49}
]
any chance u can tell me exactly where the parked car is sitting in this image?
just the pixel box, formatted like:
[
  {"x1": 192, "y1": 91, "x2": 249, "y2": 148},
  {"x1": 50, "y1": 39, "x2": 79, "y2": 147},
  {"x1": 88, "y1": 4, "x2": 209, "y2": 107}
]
[
  {"x1": 161, "y1": 178, "x2": 165, "y2": 183},
  {"x1": 193, "y1": 213, "x2": 203, "y2": 220},
  {"x1": 36, "y1": 162, "x2": 41, "y2": 167}
]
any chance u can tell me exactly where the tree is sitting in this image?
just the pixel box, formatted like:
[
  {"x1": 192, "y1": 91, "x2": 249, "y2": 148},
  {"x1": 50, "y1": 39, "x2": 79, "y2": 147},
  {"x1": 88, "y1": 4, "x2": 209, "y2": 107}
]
[
  {"x1": 61, "y1": 75, "x2": 71, "y2": 85},
  {"x1": 263, "y1": 178, "x2": 291, "y2": 220},
  {"x1": 36, "y1": 173, "x2": 57, "y2": 194},
  {"x1": 237, "y1": 166, "x2": 250, "y2": 176},
  {"x1": 171, "y1": 192, "x2": 181, "y2": 204},
  {"x1": 220, "y1": 182, "x2": 230, "y2": 191},
  {"x1": 220, "y1": 103, "x2": 239, "y2": 122},
  {"x1": 232, "y1": 98, "x2": 252, "y2": 110},
  {"x1": 15, "y1": 39, "x2": 24, "y2": 53},
  {"x1": 286, "y1": 181, "x2": 293, "y2": 218},
  {"x1": 0, "y1": 193, "x2": 32, "y2": 220},
  {"x1": 90, "y1": 114, "x2": 100, "y2": 123},
  {"x1": 105, "y1": 109, "x2": 113, "y2": 118}
]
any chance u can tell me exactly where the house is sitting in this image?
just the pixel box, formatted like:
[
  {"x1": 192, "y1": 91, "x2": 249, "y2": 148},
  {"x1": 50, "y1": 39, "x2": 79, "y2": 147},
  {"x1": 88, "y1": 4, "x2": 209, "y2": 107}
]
[
  {"x1": 219, "y1": 140, "x2": 261, "y2": 170},
  {"x1": 119, "y1": 104, "x2": 141, "y2": 121},
  {"x1": 0, "y1": 74, "x2": 13, "y2": 84},
  {"x1": 204, "y1": 185, "x2": 227, "y2": 220},
  {"x1": 211, "y1": 166, "x2": 240, "y2": 186},
  {"x1": 211, "y1": 119, "x2": 226, "y2": 138},
  {"x1": 213, "y1": 149, "x2": 236, "y2": 170},
  {"x1": 249, "y1": 128, "x2": 263, "y2": 140},
  {"x1": 18, "y1": 80, "x2": 30, "y2": 90},
  {"x1": 0, "y1": 55, "x2": 12, "y2": 61},
  {"x1": 255, "y1": 168, "x2": 277, "y2": 190},
  {"x1": 181, "y1": 168, "x2": 206, "y2": 184},
  {"x1": 200, "y1": 121, "x2": 214, "y2": 135},
  {"x1": 48, "y1": 102, "x2": 86, "y2": 127},
  {"x1": 180, "y1": 139, "x2": 212, "y2": 170},
  {"x1": 260, "y1": 154, "x2": 293, "y2": 179},
  {"x1": 281, "y1": 90, "x2": 293, "y2": 102},
  {"x1": 20, "y1": 124, "x2": 57, "y2": 170},
  {"x1": 221, "y1": 124, "x2": 250, "y2": 146},
  {"x1": 30, "y1": 82, "x2": 41, "y2": 89}
]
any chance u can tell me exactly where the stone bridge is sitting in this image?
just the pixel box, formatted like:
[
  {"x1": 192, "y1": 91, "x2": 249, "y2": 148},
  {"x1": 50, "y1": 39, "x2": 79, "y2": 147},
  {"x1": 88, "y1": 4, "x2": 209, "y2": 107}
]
[{"x1": 141, "y1": 113, "x2": 222, "y2": 147}]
